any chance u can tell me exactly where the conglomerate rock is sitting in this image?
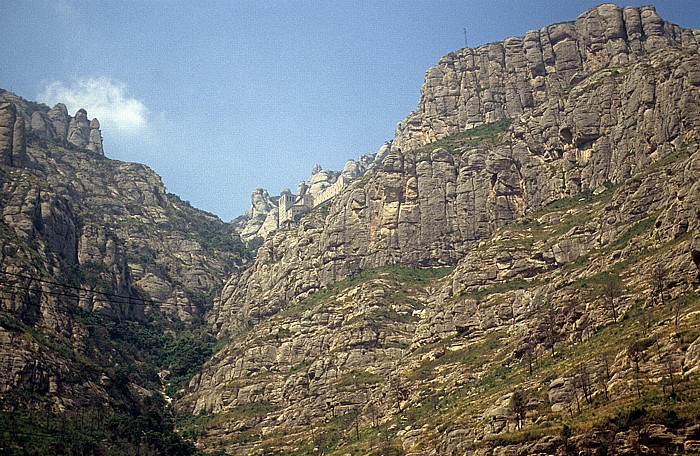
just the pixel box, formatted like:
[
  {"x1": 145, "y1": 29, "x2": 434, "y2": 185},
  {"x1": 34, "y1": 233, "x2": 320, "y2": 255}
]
[
  {"x1": 181, "y1": 5, "x2": 700, "y2": 454},
  {"x1": 393, "y1": 4, "x2": 700, "y2": 152}
]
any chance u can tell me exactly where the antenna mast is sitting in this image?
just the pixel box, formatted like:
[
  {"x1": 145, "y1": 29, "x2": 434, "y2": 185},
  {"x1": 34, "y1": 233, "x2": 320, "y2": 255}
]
[{"x1": 463, "y1": 28, "x2": 468, "y2": 48}]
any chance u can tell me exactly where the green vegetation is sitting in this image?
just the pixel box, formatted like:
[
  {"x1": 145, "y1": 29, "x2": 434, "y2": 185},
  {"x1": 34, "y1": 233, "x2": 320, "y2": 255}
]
[
  {"x1": 88, "y1": 316, "x2": 218, "y2": 396},
  {"x1": 0, "y1": 306, "x2": 225, "y2": 454},
  {"x1": 288, "y1": 264, "x2": 453, "y2": 315},
  {"x1": 0, "y1": 393, "x2": 203, "y2": 455},
  {"x1": 609, "y1": 216, "x2": 656, "y2": 250},
  {"x1": 411, "y1": 118, "x2": 513, "y2": 156},
  {"x1": 165, "y1": 192, "x2": 252, "y2": 260},
  {"x1": 337, "y1": 370, "x2": 384, "y2": 388}
]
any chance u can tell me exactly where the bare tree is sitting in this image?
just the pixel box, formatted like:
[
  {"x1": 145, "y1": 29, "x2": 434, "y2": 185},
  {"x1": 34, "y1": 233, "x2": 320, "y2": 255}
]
[
  {"x1": 539, "y1": 304, "x2": 561, "y2": 356},
  {"x1": 628, "y1": 339, "x2": 646, "y2": 398},
  {"x1": 601, "y1": 274, "x2": 623, "y2": 323},
  {"x1": 650, "y1": 263, "x2": 667, "y2": 307},
  {"x1": 574, "y1": 362, "x2": 593, "y2": 405},
  {"x1": 510, "y1": 389, "x2": 527, "y2": 431},
  {"x1": 575, "y1": 308, "x2": 592, "y2": 343},
  {"x1": 661, "y1": 354, "x2": 677, "y2": 398},
  {"x1": 516, "y1": 335, "x2": 537, "y2": 376},
  {"x1": 596, "y1": 353, "x2": 613, "y2": 401},
  {"x1": 390, "y1": 376, "x2": 409, "y2": 413},
  {"x1": 365, "y1": 401, "x2": 379, "y2": 428}
]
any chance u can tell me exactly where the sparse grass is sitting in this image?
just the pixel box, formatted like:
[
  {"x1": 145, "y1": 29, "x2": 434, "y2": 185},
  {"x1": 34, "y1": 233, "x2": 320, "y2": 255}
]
[
  {"x1": 461, "y1": 278, "x2": 541, "y2": 301},
  {"x1": 282, "y1": 265, "x2": 453, "y2": 318},
  {"x1": 337, "y1": 371, "x2": 384, "y2": 387},
  {"x1": 411, "y1": 118, "x2": 513, "y2": 157}
]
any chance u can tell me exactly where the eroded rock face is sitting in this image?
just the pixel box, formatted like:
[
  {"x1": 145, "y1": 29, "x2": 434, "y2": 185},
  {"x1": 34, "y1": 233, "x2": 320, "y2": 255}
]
[
  {"x1": 0, "y1": 92, "x2": 105, "y2": 157},
  {"x1": 88, "y1": 118, "x2": 104, "y2": 154},
  {"x1": 214, "y1": 14, "x2": 700, "y2": 336},
  {"x1": 47, "y1": 103, "x2": 70, "y2": 138},
  {"x1": 67, "y1": 108, "x2": 90, "y2": 149},
  {"x1": 0, "y1": 99, "x2": 248, "y2": 411},
  {"x1": 234, "y1": 154, "x2": 377, "y2": 242},
  {"x1": 393, "y1": 4, "x2": 700, "y2": 152},
  {"x1": 0, "y1": 102, "x2": 17, "y2": 165},
  {"x1": 233, "y1": 188, "x2": 279, "y2": 243},
  {"x1": 0, "y1": 101, "x2": 26, "y2": 166},
  {"x1": 182, "y1": 6, "x2": 700, "y2": 453}
]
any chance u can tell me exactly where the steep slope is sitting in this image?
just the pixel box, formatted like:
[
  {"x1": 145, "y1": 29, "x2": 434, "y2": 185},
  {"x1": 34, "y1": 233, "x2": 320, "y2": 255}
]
[
  {"x1": 180, "y1": 4, "x2": 700, "y2": 454},
  {"x1": 208, "y1": 3, "x2": 699, "y2": 335},
  {"x1": 0, "y1": 92, "x2": 249, "y2": 453}
]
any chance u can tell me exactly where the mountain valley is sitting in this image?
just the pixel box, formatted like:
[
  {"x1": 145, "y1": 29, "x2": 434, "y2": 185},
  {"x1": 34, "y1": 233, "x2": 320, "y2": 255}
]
[{"x1": 1, "y1": 3, "x2": 700, "y2": 455}]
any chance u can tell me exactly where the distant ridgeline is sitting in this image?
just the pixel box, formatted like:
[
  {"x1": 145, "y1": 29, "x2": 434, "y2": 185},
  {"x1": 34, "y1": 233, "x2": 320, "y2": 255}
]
[{"x1": 233, "y1": 145, "x2": 388, "y2": 242}]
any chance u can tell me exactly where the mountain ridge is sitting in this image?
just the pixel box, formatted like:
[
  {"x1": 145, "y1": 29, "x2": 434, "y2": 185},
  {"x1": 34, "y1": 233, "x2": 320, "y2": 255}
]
[
  {"x1": 0, "y1": 3, "x2": 699, "y2": 455},
  {"x1": 181, "y1": 3, "x2": 700, "y2": 454}
]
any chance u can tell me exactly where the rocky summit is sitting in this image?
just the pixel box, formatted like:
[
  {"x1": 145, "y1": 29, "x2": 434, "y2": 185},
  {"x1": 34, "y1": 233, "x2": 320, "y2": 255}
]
[{"x1": 1, "y1": 3, "x2": 700, "y2": 455}]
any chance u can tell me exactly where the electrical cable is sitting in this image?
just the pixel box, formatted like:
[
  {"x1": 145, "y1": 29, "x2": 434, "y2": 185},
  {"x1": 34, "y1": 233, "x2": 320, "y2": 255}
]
[{"x1": 0, "y1": 270, "x2": 163, "y2": 305}]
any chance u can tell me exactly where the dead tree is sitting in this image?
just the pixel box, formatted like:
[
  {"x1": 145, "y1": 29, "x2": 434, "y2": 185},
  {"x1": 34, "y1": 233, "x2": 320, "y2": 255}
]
[
  {"x1": 661, "y1": 354, "x2": 677, "y2": 398},
  {"x1": 510, "y1": 389, "x2": 527, "y2": 431},
  {"x1": 596, "y1": 353, "x2": 613, "y2": 401},
  {"x1": 650, "y1": 263, "x2": 667, "y2": 307},
  {"x1": 601, "y1": 274, "x2": 623, "y2": 323},
  {"x1": 574, "y1": 362, "x2": 593, "y2": 405},
  {"x1": 539, "y1": 305, "x2": 561, "y2": 357}
]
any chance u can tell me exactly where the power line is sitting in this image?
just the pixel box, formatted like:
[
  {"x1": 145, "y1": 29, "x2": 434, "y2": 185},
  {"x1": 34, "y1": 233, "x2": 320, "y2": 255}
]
[
  {"x1": 0, "y1": 270, "x2": 214, "y2": 311},
  {"x1": 0, "y1": 281, "x2": 133, "y2": 308},
  {"x1": 0, "y1": 270, "x2": 163, "y2": 305}
]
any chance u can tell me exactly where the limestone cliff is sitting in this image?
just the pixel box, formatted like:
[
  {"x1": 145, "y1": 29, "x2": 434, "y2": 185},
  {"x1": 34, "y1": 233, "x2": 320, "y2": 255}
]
[
  {"x1": 211, "y1": 4, "x2": 700, "y2": 334},
  {"x1": 0, "y1": 90, "x2": 104, "y2": 155},
  {"x1": 393, "y1": 4, "x2": 700, "y2": 151},
  {"x1": 2, "y1": 3, "x2": 700, "y2": 456}
]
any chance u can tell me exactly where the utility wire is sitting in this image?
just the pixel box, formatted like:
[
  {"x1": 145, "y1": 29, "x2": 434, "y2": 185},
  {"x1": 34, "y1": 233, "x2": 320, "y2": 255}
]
[
  {"x1": 0, "y1": 270, "x2": 212, "y2": 311},
  {"x1": 0, "y1": 281, "x2": 134, "y2": 309},
  {"x1": 0, "y1": 270, "x2": 163, "y2": 305}
]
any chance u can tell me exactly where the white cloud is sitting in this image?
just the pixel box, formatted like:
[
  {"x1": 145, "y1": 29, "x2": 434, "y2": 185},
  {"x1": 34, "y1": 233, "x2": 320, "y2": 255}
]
[{"x1": 38, "y1": 77, "x2": 148, "y2": 134}]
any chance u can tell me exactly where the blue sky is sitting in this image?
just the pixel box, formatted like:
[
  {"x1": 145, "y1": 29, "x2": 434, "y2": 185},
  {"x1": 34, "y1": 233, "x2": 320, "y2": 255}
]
[{"x1": 2, "y1": 1, "x2": 699, "y2": 220}]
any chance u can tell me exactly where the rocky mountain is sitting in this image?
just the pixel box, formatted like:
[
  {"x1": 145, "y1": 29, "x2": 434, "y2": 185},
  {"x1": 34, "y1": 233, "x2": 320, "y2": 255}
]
[
  {"x1": 233, "y1": 150, "x2": 382, "y2": 244},
  {"x1": 178, "y1": 3, "x2": 700, "y2": 454},
  {"x1": 0, "y1": 91, "x2": 250, "y2": 453},
  {"x1": 1, "y1": 3, "x2": 700, "y2": 456}
]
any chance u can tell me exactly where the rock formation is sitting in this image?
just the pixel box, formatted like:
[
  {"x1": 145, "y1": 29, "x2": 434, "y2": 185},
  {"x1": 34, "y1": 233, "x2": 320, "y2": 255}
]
[
  {"x1": 1, "y1": 4, "x2": 700, "y2": 456},
  {"x1": 233, "y1": 153, "x2": 377, "y2": 243},
  {"x1": 393, "y1": 4, "x2": 700, "y2": 152},
  {"x1": 0, "y1": 90, "x2": 105, "y2": 156},
  {"x1": 0, "y1": 101, "x2": 26, "y2": 166},
  {"x1": 0, "y1": 90, "x2": 248, "y2": 448},
  {"x1": 178, "y1": 4, "x2": 700, "y2": 454},
  {"x1": 47, "y1": 102, "x2": 70, "y2": 138}
]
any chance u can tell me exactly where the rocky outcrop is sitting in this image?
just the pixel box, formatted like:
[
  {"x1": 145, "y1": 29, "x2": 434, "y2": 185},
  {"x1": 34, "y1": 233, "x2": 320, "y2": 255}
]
[
  {"x1": 2, "y1": 4, "x2": 700, "y2": 455},
  {"x1": 234, "y1": 154, "x2": 377, "y2": 242},
  {"x1": 0, "y1": 101, "x2": 26, "y2": 166},
  {"x1": 67, "y1": 108, "x2": 92, "y2": 150},
  {"x1": 393, "y1": 4, "x2": 700, "y2": 152},
  {"x1": 0, "y1": 91, "x2": 249, "y2": 417},
  {"x1": 179, "y1": 5, "x2": 700, "y2": 454},
  {"x1": 232, "y1": 188, "x2": 278, "y2": 242},
  {"x1": 88, "y1": 118, "x2": 104, "y2": 154},
  {"x1": 216, "y1": 6, "x2": 700, "y2": 336},
  {"x1": 47, "y1": 102, "x2": 70, "y2": 138},
  {"x1": 0, "y1": 91, "x2": 104, "y2": 156}
]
